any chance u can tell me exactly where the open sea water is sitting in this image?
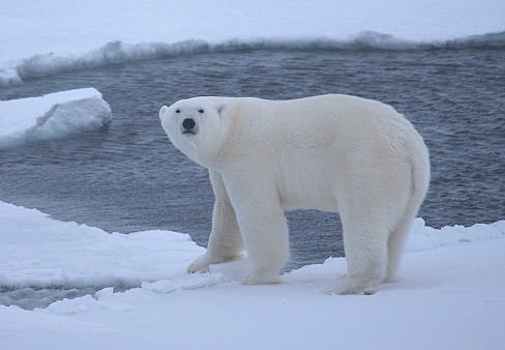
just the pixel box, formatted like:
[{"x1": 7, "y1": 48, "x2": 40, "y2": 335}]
[{"x1": 1, "y1": 41, "x2": 504, "y2": 276}]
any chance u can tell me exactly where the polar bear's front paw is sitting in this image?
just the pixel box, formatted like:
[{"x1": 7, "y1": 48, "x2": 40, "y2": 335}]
[
  {"x1": 187, "y1": 252, "x2": 245, "y2": 274},
  {"x1": 187, "y1": 254, "x2": 211, "y2": 274}
]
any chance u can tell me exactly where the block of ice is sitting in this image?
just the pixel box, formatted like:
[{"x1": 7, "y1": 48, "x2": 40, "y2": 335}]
[{"x1": 0, "y1": 87, "x2": 111, "y2": 148}]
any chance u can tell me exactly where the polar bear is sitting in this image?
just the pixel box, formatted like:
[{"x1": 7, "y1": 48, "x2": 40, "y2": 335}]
[{"x1": 159, "y1": 94, "x2": 430, "y2": 294}]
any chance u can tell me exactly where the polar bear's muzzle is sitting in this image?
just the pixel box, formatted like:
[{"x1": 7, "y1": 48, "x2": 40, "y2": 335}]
[{"x1": 181, "y1": 118, "x2": 197, "y2": 135}]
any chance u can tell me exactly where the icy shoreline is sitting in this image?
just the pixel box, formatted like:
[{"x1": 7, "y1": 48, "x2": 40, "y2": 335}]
[
  {"x1": 1, "y1": 0, "x2": 504, "y2": 87},
  {"x1": 1, "y1": 31, "x2": 504, "y2": 87}
]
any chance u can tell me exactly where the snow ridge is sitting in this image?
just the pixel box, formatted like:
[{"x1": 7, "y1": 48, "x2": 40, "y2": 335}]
[{"x1": 1, "y1": 31, "x2": 503, "y2": 87}]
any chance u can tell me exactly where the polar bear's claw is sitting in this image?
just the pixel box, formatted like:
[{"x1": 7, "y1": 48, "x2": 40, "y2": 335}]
[{"x1": 187, "y1": 254, "x2": 211, "y2": 274}]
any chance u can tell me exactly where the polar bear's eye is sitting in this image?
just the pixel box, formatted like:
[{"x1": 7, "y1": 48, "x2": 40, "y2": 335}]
[
  {"x1": 175, "y1": 109, "x2": 181, "y2": 114},
  {"x1": 199, "y1": 109, "x2": 205, "y2": 114}
]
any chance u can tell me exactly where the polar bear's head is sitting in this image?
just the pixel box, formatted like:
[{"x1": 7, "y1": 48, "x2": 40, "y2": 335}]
[{"x1": 159, "y1": 97, "x2": 229, "y2": 166}]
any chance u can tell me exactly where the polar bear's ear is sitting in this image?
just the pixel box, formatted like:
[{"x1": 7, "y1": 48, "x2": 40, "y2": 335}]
[
  {"x1": 159, "y1": 105, "x2": 169, "y2": 118},
  {"x1": 216, "y1": 103, "x2": 227, "y2": 117}
]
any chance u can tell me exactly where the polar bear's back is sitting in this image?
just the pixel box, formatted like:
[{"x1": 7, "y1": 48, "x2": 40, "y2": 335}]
[{"x1": 222, "y1": 94, "x2": 421, "y2": 153}]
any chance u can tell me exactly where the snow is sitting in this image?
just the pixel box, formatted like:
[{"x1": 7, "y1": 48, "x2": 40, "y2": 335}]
[
  {"x1": 0, "y1": 202, "x2": 504, "y2": 349},
  {"x1": 0, "y1": 88, "x2": 111, "y2": 148},
  {"x1": 0, "y1": 202, "x2": 202, "y2": 289},
  {"x1": 1, "y1": 0, "x2": 504, "y2": 349},
  {"x1": 0, "y1": 0, "x2": 504, "y2": 86}
]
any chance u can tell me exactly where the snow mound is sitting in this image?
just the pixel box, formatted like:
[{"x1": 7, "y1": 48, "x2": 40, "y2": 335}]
[
  {"x1": 408, "y1": 217, "x2": 505, "y2": 251},
  {"x1": 0, "y1": 88, "x2": 111, "y2": 148}
]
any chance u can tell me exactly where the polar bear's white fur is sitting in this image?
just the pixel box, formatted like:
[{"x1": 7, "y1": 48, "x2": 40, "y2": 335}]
[{"x1": 159, "y1": 94, "x2": 430, "y2": 294}]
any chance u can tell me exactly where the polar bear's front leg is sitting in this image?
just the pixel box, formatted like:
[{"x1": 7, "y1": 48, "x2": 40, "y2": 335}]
[
  {"x1": 223, "y1": 174, "x2": 289, "y2": 285},
  {"x1": 187, "y1": 171, "x2": 244, "y2": 273},
  {"x1": 187, "y1": 198, "x2": 243, "y2": 273}
]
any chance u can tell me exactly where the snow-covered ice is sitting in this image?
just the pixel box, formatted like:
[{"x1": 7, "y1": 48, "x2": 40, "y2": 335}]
[
  {"x1": 0, "y1": 0, "x2": 504, "y2": 349},
  {"x1": 0, "y1": 88, "x2": 111, "y2": 148},
  {"x1": 0, "y1": 202, "x2": 202, "y2": 289},
  {"x1": 0, "y1": 0, "x2": 504, "y2": 86},
  {"x1": 0, "y1": 202, "x2": 504, "y2": 349}
]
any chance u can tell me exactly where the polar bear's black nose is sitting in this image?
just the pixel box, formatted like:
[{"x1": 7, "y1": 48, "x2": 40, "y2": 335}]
[{"x1": 182, "y1": 118, "x2": 196, "y2": 133}]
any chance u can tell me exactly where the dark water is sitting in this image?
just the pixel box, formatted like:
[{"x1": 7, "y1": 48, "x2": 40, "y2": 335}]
[{"x1": 1, "y1": 46, "x2": 504, "y2": 272}]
